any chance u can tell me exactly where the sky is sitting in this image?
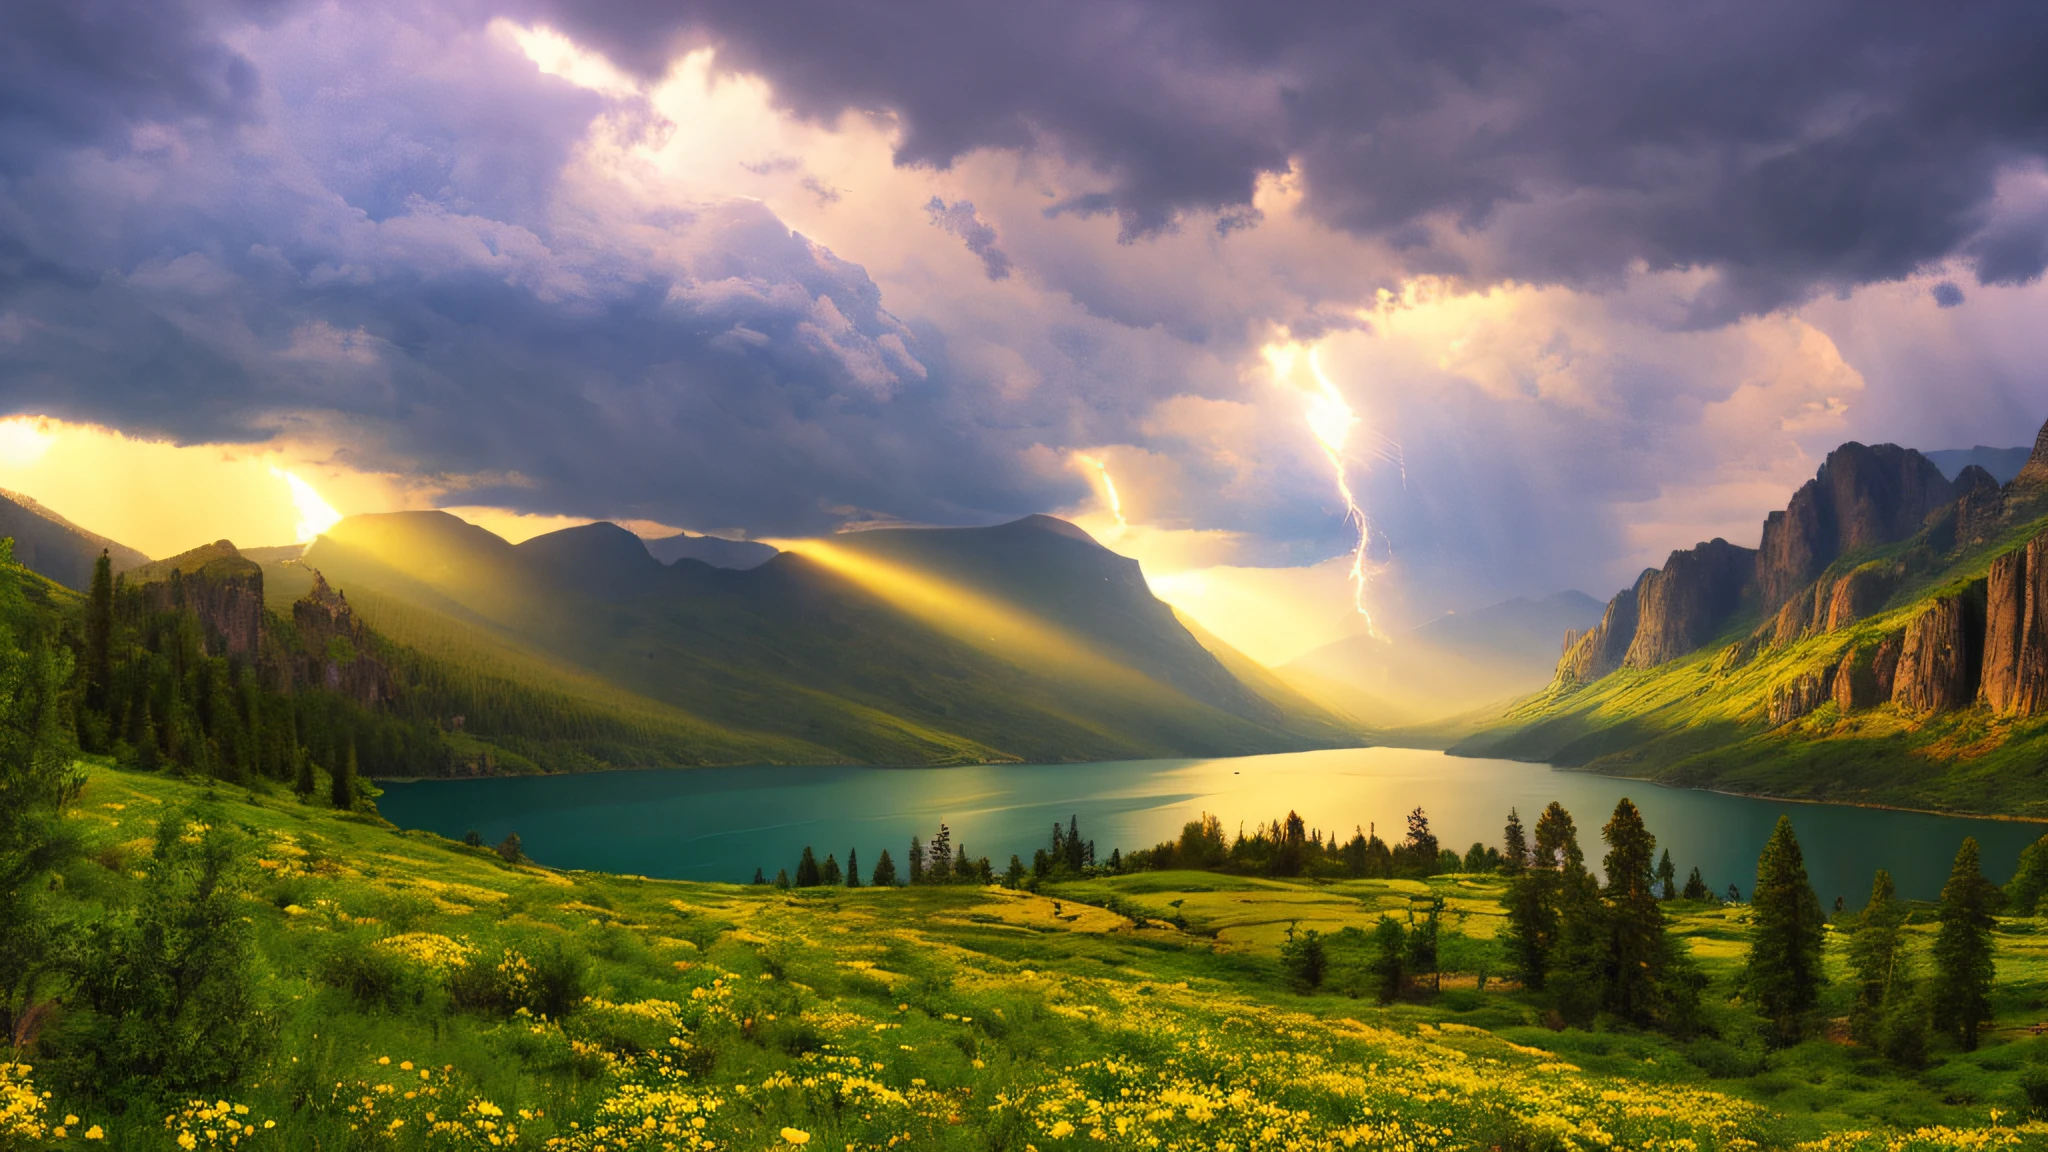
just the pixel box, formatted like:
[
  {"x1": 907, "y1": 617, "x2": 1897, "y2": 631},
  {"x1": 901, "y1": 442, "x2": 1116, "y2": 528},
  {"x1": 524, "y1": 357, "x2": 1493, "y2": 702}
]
[{"x1": 2, "y1": 0, "x2": 2047, "y2": 666}]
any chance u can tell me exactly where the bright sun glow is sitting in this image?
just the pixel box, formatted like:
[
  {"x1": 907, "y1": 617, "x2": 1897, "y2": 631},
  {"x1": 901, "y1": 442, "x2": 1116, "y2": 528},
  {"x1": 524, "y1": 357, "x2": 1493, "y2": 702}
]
[
  {"x1": 270, "y1": 467, "x2": 344, "y2": 543},
  {"x1": 0, "y1": 418, "x2": 52, "y2": 468},
  {"x1": 1264, "y1": 342, "x2": 1379, "y2": 637}
]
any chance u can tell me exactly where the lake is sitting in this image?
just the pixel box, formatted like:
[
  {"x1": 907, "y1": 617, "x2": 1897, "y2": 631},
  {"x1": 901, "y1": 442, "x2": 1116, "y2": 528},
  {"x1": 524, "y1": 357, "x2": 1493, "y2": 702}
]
[{"x1": 375, "y1": 747, "x2": 2046, "y2": 903}]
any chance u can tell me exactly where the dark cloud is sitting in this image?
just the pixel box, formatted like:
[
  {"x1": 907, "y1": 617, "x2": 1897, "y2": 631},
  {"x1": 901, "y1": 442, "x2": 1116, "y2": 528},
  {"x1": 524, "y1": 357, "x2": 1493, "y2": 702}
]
[
  {"x1": 923, "y1": 197, "x2": 1010, "y2": 280},
  {"x1": 534, "y1": 0, "x2": 2048, "y2": 311},
  {"x1": 1932, "y1": 281, "x2": 1966, "y2": 308}
]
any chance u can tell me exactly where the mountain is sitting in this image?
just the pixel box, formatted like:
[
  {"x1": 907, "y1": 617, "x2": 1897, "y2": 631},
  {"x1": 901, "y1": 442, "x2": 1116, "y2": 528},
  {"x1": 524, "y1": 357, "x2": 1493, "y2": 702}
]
[
  {"x1": 1924, "y1": 445, "x2": 2031, "y2": 484},
  {"x1": 289, "y1": 510, "x2": 1360, "y2": 766},
  {"x1": 0, "y1": 487, "x2": 149, "y2": 589},
  {"x1": 642, "y1": 531, "x2": 778, "y2": 570},
  {"x1": 1459, "y1": 416, "x2": 2048, "y2": 817},
  {"x1": 1281, "y1": 592, "x2": 1604, "y2": 726}
]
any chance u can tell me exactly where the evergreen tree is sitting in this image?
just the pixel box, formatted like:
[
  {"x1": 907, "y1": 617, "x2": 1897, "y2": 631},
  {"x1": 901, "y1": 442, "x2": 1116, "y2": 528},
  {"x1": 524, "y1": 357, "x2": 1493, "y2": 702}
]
[
  {"x1": 1598, "y1": 798, "x2": 1673, "y2": 1023},
  {"x1": 1004, "y1": 855, "x2": 1025, "y2": 889},
  {"x1": 1502, "y1": 802, "x2": 1583, "y2": 989},
  {"x1": 1406, "y1": 896, "x2": 1443, "y2": 995},
  {"x1": 84, "y1": 550, "x2": 114, "y2": 726},
  {"x1": 2006, "y1": 833, "x2": 2048, "y2": 915},
  {"x1": 1546, "y1": 867, "x2": 1606, "y2": 1026},
  {"x1": 1656, "y1": 849, "x2": 1678, "y2": 901},
  {"x1": 1279, "y1": 924, "x2": 1328, "y2": 991},
  {"x1": 753, "y1": 868, "x2": 766, "y2": 885},
  {"x1": 1745, "y1": 815, "x2": 1826, "y2": 1045},
  {"x1": 1405, "y1": 807, "x2": 1438, "y2": 874},
  {"x1": 796, "y1": 846, "x2": 822, "y2": 887},
  {"x1": 820, "y1": 853, "x2": 842, "y2": 886},
  {"x1": 907, "y1": 836, "x2": 925, "y2": 885},
  {"x1": 496, "y1": 832, "x2": 523, "y2": 863},
  {"x1": 292, "y1": 745, "x2": 314, "y2": 798},
  {"x1": 0, "y1": 586, "x2": 76, "y2": 1052},
  {"x1": 1369, "y1": 916, "x2": 1407, "y2": 1004},
  {"x1": 1065, "y1": 814, "x2": 1085, "y2": 872},
  {"x1": 954, "y1": 843, "x2": 971, "y2": 883},
  {"x1": 1501, "y1": 807, "x2": 1528, "y2": 875},
  {"x1": 774, "y1": 869, "x2": 790, "y2": 889},
  {"x1": 1847, "y1": 869, "x2": 1926, "y2": 1064},
  {"x1": 1682, "y1": 867, "x2": 1712, "y2": 901},
  {"x1": 330, "y1": 742, "x2": 358, "y2": 810},
  {"x1": 1533, "y1": 802, "x2": 1582, "y2": 871},
  {"x1": 872, "y1": 849, "x2": 898, "y2": 887},
  {"x1": 928, "y1": 823, "x2": 953, "y2": 882},
  {"x1": 845, "y1": 849, "x2": 861, "y2": 888},
  {"x1": 1931, "y1": 837, "x2": 1997, "y2": 1051},
  {"x1": 1463, "y1": 842, "x2": 1489, "y2": 872}
]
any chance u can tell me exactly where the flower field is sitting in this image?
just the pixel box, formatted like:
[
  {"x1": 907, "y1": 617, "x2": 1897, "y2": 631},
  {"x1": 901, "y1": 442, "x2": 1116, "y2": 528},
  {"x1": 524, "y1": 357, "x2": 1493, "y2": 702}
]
[{"x1": 12, "y1": 763, "x2": 2048, "y2": 1150}]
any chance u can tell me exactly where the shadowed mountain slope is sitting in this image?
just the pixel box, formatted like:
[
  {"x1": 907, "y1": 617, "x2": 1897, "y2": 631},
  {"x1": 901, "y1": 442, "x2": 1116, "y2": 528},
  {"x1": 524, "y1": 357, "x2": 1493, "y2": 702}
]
[
  {"x1": 0, "y1": 487, "x2": 149, "y2": 589},
  {"x1": 296, "y1": 511, "x2": 1360, "y2": 766}
]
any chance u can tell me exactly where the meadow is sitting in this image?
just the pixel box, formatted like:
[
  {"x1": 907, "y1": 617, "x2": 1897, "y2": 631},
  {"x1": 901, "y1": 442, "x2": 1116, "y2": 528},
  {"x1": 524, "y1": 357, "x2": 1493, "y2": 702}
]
[{"x1": 9, "y1": 763, "x2": 2048, "y2": 1150}]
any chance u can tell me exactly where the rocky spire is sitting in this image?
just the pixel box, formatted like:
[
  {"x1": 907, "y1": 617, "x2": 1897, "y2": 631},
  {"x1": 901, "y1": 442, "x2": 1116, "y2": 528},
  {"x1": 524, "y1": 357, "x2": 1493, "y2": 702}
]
[{"x1": 2015, "y1": 416, "x2": 2048, "y2": 488}]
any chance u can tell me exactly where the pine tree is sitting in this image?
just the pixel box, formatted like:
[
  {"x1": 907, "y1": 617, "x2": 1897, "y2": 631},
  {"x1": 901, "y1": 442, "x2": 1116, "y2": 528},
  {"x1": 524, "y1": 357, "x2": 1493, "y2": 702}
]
[
  {"x1": 1547, "y1": 867, "x2": 1606, "y2": 1026},
  {"x1": 928, "y1": 823, "x2": 953, "y2": 882},
  {"x1": 820, "y1": 853, "x2": 842, "y2": 886},
  {"x1": 1682, "y1": 866, "x2": 1712, "y2": 901},
  {"x1": 845, "y1": 849, "x2": 861, "y2": 888},
  {"x1": 1847, "y1": 869, "x2": 1925, "y2": 1063},
  {"x1": 1931, "y1": 837, "x2": 1997, "y2": 1051},
  {"x1": 1656, "y1": 849, "x2": 1677, "y2": 901},
  {"x1": 1533, "y1": 802, "x2": 1582, "y2": 871},
  {"x1": 293, "y1": 745, "x2": 314, "y2": 797},
  {"x1": 331, "y1": 742, "x2": 358, "y2": 811},
  {"x1": 85, "y1": 550, "x2": 114, "y2": 725},
  {"x1": 2006, "y1": 833, "x2": 2048, "y2": 915},
  {"x1": 872, "y1": 849, "x2": 898, "y2": 887},
  {"x1": 1370, "y1": 916, "x2": 1407, "y2": 1004},
  {"x1": 1502, "y1": 802, "x2": 1583, "y2": 990},
  {"x1": 1501, "y1": 808, "x2": 1528, "y2": 875},
  {"x1": 1746, "y1": 815, "x2": 1826, "y2": 1045},
  {"x1": 954, "y1": 843, "x2": 970, "y2": 883},
  {"x1": 1065, "y1": 815, "x2": 1084, "y2": 872},
  {"x1": 907, "y1": 836, "x2": 925, "y2": 884},
  {"x1": 796, "y1": 846, "x2": 822, "y2": 887},
  {"x1": 1005, "y1": 855, "x2": 1025, "y2": 888},
  {"x1": 752, "y1": 868, "x2": 766, "y2": 885},
  {"x1": 1600, "y1": 798, "x2": 1672, "y2": 1024},
  {"x1": 774, "y1": 869, "x2": 790, "y2": 889}
]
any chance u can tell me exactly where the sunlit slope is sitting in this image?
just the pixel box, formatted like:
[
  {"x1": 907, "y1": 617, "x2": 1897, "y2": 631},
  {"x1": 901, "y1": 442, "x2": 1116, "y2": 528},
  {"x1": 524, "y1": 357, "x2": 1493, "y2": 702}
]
[
  {"x1": 301, "y1": 511, "x2": 1360, "y2": 765},
  {"x1": 1457, "y1": 509, "x2": 2048, "y2": 817},
  {"x1": 1171, "y1": 608, "x2": 1367, "y2": 742}
]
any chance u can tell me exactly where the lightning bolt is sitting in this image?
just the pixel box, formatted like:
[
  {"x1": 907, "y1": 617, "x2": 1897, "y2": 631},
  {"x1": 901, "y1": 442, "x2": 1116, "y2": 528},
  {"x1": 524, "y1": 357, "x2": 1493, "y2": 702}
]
[
  {"x1": 1265, "y1": 343, "x2": 1380, "y2": 636},
  {"x1": 1073, "y1": 452, "x2": 1128, "y2": 538},
  {"x1": 269, "y1": 466, "x2": 343, "y2": 544}
]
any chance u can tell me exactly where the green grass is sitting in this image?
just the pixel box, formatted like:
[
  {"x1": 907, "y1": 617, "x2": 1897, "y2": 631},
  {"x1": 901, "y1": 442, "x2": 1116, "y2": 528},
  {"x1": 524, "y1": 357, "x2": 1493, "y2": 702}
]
[{"x1": 16, "y1": 762, "x2": 2048, "y2": 1149}]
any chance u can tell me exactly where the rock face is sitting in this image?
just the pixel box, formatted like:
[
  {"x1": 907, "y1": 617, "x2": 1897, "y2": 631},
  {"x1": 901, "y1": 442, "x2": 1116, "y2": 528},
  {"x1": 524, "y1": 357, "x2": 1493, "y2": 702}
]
[
  {"x1": 1621, "y1": 539, "x2": 1755, "y2": 669},
  {"x1": 293, "y1": 570, "x2": 394, "y2": 708},
  {"x1": 1823, "y1": 564, "x2": 1900, "y2": 632},
  {"x1": 1558, "y1": 582, "x2": 1642, "y2": 684},
  {"x1": 128, "y1": 540, "x2": 265, "y2": 657},
  {"x1": 1891, "y1": 591, "x2": 1984, "y2": 715},
  {"x1": 1755, "y1": 443, "x2": 1955, "y2": 613},
  {"x1": 2014, "y1": 417, "x2": 2048, "y2": 489},
  {"x1": 1769, "y1": 667, "x2": 1833, "y2": 726},
  {"x1": 1981, "y1": 532, "x2": 2048, "y2": 716}
]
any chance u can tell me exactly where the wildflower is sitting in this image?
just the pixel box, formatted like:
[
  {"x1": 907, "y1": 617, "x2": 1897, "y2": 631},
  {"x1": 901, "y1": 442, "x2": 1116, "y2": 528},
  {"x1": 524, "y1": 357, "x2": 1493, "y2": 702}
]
[
  {"x1": 86, "y1": 1126, "x2": 105, "y2": 1140},
  {"x1": 781, "y1": 1127, "x2": 812, "y2": 1145}
]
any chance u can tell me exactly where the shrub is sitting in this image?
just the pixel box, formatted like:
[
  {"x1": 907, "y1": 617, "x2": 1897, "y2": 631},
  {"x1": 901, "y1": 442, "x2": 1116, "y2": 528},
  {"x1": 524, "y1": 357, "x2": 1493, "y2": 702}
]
[
  {"x1": 316, "y1": 935, "x2": 423, "y2": 1011},
  {"x1": 447, "y1": 941, "x2": 587, "y2": 1018}
]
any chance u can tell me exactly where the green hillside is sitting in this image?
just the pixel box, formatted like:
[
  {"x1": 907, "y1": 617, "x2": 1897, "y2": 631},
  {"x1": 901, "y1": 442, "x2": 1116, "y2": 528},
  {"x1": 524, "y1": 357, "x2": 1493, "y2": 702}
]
[
  {"x1": 293, "y1": 512, "x2": 1360, "y2": 767},
  {"x1": 1458, "y1": 505, "x2": 2048, "y2": 817}
]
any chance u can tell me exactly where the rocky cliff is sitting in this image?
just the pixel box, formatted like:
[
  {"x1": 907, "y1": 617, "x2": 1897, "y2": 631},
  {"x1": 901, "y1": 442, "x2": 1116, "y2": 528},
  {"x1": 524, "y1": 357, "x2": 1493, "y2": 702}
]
[
  {"x1": 1558, "y1": 582, "x2": 1642, "y2": 684},
  {"x1": 1891, "y1": 590, "x2": 1984, "y2": 715},
  {"x1": 1981, "y1": 531, "x2": 2048, "y2": 716},
  {"x1": 1621, "y1": 539, "x2": 1756, "y2": 669},
  {"x1": 127, "y1": 540, "x2": 266, "y2": 656},
  {"x1": 1754, "y1": 442, "x2": 1955, "y2": 612},
  {"x1": 292, "y1": 569, "x2": 394, "y2": 708}
]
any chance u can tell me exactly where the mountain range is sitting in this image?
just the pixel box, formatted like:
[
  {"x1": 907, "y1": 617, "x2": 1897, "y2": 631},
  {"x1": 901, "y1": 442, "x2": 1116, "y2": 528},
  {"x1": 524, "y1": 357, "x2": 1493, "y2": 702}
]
[{"x1": 1460, "y1": 423, "x2": 2048, "y2": 816}]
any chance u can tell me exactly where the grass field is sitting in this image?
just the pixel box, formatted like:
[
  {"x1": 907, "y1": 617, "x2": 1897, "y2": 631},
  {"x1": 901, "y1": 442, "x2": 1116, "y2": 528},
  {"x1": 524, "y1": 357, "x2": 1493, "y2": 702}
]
[{"x1": 16, "y1": 763, "x2": 2048, "y2": 1149}]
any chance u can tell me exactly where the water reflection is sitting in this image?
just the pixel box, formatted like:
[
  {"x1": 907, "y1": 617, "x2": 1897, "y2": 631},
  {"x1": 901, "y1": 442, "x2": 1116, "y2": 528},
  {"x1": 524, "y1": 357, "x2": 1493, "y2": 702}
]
[{"x1": 376, "y1": 747, "x2": 2044, "y2": 903}]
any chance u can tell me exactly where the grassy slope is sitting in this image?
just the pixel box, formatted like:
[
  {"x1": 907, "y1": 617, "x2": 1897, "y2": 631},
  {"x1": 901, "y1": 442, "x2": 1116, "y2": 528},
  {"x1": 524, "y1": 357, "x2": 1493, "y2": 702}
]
[
  {"x1": 296, "y1": 522, "x2": 1348, "y2": 768},
  {"x1": 1459, "y1": 511, "x2": 2048, "y2": 818},
  {"x1": 23, "y1": 762, "x2": 2048, "y2": 1149}
]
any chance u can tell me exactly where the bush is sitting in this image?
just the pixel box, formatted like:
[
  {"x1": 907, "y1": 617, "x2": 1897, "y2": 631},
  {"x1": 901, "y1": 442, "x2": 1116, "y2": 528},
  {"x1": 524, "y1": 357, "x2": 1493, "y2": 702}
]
[
  {"x1": 1280, "y1": 925, "x2": 1328, "y2": 991},
  {"x1": 316, "y1": 936, "x2": 423, "y2": 1011},
  {"x1": 448, "y1": 941, "x2": 588, "y2": 1018}
]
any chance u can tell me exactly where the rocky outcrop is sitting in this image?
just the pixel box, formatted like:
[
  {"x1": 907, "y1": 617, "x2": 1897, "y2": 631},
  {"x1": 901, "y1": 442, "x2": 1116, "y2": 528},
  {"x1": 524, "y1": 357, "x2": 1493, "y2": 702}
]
[
  {"x1": 1981, "y1": 533, "x2": 2048, "y2": 716},
  {"x1": 292, "y1": 569, "x2": 394, "y2": 708},
  {"x1": 1558, "y1": 582, "x2": 1641, "y2": 685},
  {"x1": 1769, "y1": 667, "x2": 1833, "y2": 726},
  {"x1": 1822, "y1": 563, "x2": 1900, "y2": 632},
  {"x1": 1891, "y1": 590, "x2": 1985, "y2": 715},
  {"x1": 128, "y1": 540, "x2": 265, "y2": 656},
  {"x1": 2013, "y1": 418, "x2": 2048, "y2": 489},
  {"x1": 1766, "y1": 584, "x2": 1818, "y2": 648},
  {"x1": 1755, "y1": 443, "x2": 1955, "y2": 613},
  {"x1": 1622, "y1": 538, "x2": 1755, "y2": 669}
]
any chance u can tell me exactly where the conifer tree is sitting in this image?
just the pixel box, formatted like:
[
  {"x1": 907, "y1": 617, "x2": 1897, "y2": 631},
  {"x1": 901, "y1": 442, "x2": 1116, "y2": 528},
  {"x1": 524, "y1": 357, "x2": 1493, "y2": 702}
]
[
  {"x1": 774, "y1": 869, "x2": 790, "y2": 889},
  {"x1": 1501, "y1": 808, "x2": 1528, "y2": 875},
  {"x1": 293, "y1": 745, "x2": 314, "y2": 798},
  {"x1": 1533, "y1": 802, "x2": 1582, "y2": 870},
  {"x1": 1599, "y1": 798, "x2": 1671, "y2": 1023},
  {"x1": 1847, "y1": 869, "x2": 1925, "y2": 1063},
  {"x1": 2006, "y1": 833, "x2": 2048, "y2": 915},
  {"x1": 1502, "y1": 801, "x2": 1582, "y2": 989},
  {"x1": 1682, "y1": 866, "x2": 1712, "y2": 901},
  {"x1": 872, "y1": 849, "x2": 898, "y2": 887},
  {"x1": 928, "y1": 823, "x2": 953, "y2": 882},
  {"x1": 753, "y1": 868, "x2": 766, "y2": 885},
  {"x1": 84, "y1": 550, "x2": 114, "y2": 725},
  {"x1": 796, "y1": 846, "x2": 822, "y2": 887},
  {"x1": 907, "y1": 836, "x2": 924, "y2": 884},
  {"x1": 1745, "y1": 815, "x2": 1826, "y2": 1045},
  {"x1": 845, "y1": 849, "x2": 860, "y2": 888},
  {"x1": 1065, "y1": 815, "x2": 1085, "y2": 872},
  {"x1": 331, "y1": 742, "x2": 358, "y2": 810},
  {"x1": 1932, "y1": 837, "x2": 1997, "y2": 1051},
  {"x1": 954, "y1": 843, "x2": 970, "y2": 882},
  {"x1": 1005, "y1": 855, "x2": 1025, "y2": 888},
  {"x1": 1370, "y1": 916, "x2": 1407, "y2": 1004},
  {"x1": 820, "y1": 853, "x2": 841, "y2": 886},
  {"x1": 1656, "y1": 849, "x2": 1677, "y2": 901}
]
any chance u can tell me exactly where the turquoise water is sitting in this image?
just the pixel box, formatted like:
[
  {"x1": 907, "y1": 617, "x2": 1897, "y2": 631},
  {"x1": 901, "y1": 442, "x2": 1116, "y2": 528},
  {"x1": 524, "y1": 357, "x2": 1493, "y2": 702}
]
[{"x1": 375, "y1": 747, "x2": 2045, "y2": 902}]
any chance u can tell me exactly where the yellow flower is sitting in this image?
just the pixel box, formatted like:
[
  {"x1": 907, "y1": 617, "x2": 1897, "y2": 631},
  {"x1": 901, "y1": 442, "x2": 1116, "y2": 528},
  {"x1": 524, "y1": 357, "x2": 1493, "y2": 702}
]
[
  {"x1": 1048, "y1": 1120, "x2": 1075, "y2": 1138},
  {"x1": 65, "y1": 1114, "x2": 79, "y2": 1125},
  {"x1": 178, "y1": 1133, "x2": 198, "y2": 1151},
  {"x1": 85, "y1": 1126, "x2": 105, "y2": 1140},
  {"x1": 781, "y1": 1127, "x2": 812, "y2": 1145}
]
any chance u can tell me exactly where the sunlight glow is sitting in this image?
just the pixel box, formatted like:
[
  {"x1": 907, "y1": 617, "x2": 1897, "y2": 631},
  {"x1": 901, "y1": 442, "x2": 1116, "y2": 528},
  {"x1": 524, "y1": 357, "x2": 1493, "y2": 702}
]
[
  {"x1": 270, "y1": 467, "x2": 344, "y2": 543},
  {"x1": 1264, "y1": 342, "x2": 1380, "y2": 637},
  {"x1": 0, "y1": 418, "x2": 52, "y2": 468}
]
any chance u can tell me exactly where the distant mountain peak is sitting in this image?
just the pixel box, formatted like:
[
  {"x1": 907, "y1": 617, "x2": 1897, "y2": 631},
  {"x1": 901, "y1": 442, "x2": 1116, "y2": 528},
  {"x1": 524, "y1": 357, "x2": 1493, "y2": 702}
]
[
  {"x1": 2017, "y1": 416, "x2": 2048, "y2": 487},
  {"x1": 0, "y1": 487, "x2": 150, "y2": 589},
  {"x1": 1009, "y1": 514, "x2": 1101, "y2": 546}
]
